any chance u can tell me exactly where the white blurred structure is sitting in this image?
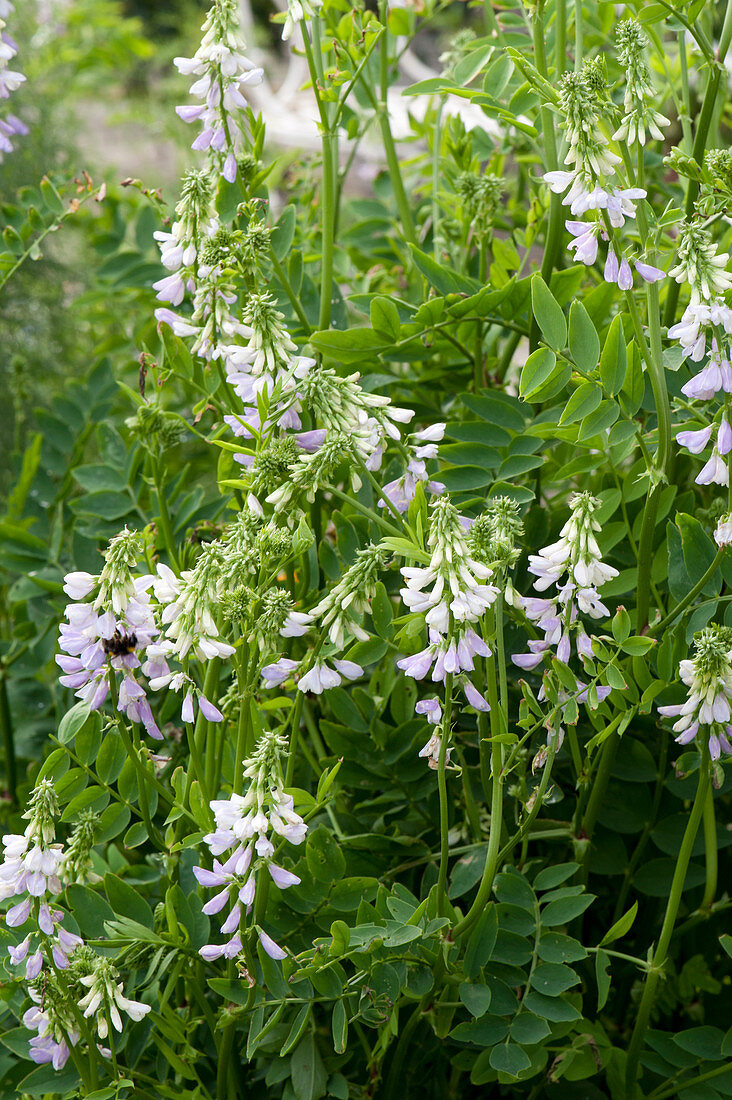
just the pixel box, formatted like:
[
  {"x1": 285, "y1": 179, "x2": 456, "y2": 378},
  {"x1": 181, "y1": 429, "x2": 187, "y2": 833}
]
[{"x1": 239, "y1": 0, "x2": 502, "y2": 160}]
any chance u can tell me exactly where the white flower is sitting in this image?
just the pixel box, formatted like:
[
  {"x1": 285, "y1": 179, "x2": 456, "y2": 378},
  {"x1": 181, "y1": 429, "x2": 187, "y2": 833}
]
[{"x1": 78, "y1": 960, "x2": 150, "y2": 1039}]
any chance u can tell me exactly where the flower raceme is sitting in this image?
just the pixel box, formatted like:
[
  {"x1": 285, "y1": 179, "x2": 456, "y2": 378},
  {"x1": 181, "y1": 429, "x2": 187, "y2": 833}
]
[
  {"x1": 398, "y1": 497, "x2": 498, "y2": 708},
  {"x1": 173, "y1": 0, "x2": 263, "y2": 184},
  {"x1": 56, "y1": 529, "x2": 163, "y2": 739},
  {"x1": 1, "y1": 781, "x2": 149, "y2": 1065},
  {"x1": 194, "y1": 732, "x2": 307, "y2": 962},
  {"x1": 0, "y1": 1, "x2": 28, "y2": 162},
  {"x1": 658, "y1": 625, "x2": 732, "y2": 761},
  {"x1": 513, "y1": 493, "x2": 618, "y2": 669},
  {"x1": 543, "y1": 39, "x2": 666, "y2": 291},
  {"x1": 669, "y1": 222, "x2": 732, "y2": 489}
]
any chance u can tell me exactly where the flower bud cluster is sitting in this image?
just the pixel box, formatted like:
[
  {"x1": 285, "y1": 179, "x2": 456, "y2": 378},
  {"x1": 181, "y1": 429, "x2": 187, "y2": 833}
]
[
  {"x1": 614, "y1": 21, "x2": 670, "y2": 146},
  {"x1": 194, "y1": 732, "x2": 307, "y2": 962},
  {"x1": 544, "y1": 60, "x2": 663, "y2": 290},
  {"x1": 310, "y1": 543, "x2": 389, "y2": 650}
]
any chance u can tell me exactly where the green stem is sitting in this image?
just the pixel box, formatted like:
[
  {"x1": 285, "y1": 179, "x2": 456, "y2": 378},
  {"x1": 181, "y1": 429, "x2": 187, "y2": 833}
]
[
  {"x1": 383, "y1": 1005, "x2": 423, "y2": 1100},
  {"x1": 377, "y1": 1, "x2": 417, "y2": 246},
  {"x1": 573, "y1": 0, "x2": 582, "y2": 72},
  {"x1": 153, "y1": 456, "x2": 179, "y2": 570},
  {"x1": 648, "y1": 549, "x2": 724, "y2": 637},
  {"x1": 624, "y1": 288, "x2": 671, "y2": 631},
  {"x1": 436, "y1": 671, "x2": 454, "y2": 917},
  {"x1": 649, "y1": 1060, "x2": 732, "y2": 1100},
  {"x1": 499, "y1": 738, "x2": 556, "y2": 866},
  {"x1": 581, "y1": 732, "x2": 619, "y2": 844},
  {"x1": 555, "y1": 0, "x2": 567, "y2": 78},
  {"x1": 234, "y1": 644, "x2": 251, "y2": 795},
  {"x1": 0, "y1": 196, "x2": 93, "y2": 290},
  {"x1": 302, "y1": 23, "x2": 336, "y2": 332},
  {"x1": 201, "y1": 658, "x2": 222, "y2": 795},
  {"x1": 285, "y1": 692, "x2": 305, "y2": 787},
  {"x1": 700, "y1": 785, "x2": 717, "y2": 910},
  {"x1": 612, "y1": 735, "x2": 668, "y2": 924},
  {"x1": 270, "y1": 250, "x2": 311, "y2": 335},
  {"x1": 624, "y1": 754, "x2": 711, "y2": 1097},
  {"x1": 107, "y1": 673, "x2": 172, "y2": 841},
  {"x1": 184, "y1": 721, "x2": 210, "y2": 807},
  {"x1": 0, "y1": 672, "x2": 17, "y2": 804},
  {"x1": 432, "y1": 97, "x2": 445, "y2": 259},
  {"x1": 454, "y1": 737, "x2": 504, "y2": 939},
  {"x1": 532, "y1": 1, "x2": 563, "y2": 312}
]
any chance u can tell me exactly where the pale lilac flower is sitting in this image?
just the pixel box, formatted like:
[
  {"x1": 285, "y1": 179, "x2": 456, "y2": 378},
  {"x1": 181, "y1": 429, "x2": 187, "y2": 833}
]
[
  {"x1": 676, "y1": 425, "x2": 713, "y2": 454},
  {"x1": 259, "y1": 930, "x2": 287, "y2": 959},
  {"x1": 696, "y1": 448, "x2": 729, "y2": 486},
  {"x1": 635, "y1": 260, "x2": 664, "y2": 283},
  {"x1": 415, "y1": 698, "x2": 442, "y2": 725},
  {"x1": 195, "y1": 733, "x2": 307, "y2": 965},
  {"x1": 514, "y1": 493, "x2": 617, "y2": 668}
]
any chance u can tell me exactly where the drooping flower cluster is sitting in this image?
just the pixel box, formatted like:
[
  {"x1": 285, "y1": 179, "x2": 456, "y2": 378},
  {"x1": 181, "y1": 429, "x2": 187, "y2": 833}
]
[
  {"x1": 468, "y1": 496, "x2": 525, "y2": 598},
  {"x1": 513, "y1": 492, "x2": 618, "y2": 669},
  {"x1": 0, "y1": 781, "x2": 149, "y2": 1070},
  {"x1": 669, "y1": 221, "x2": 732, "y2": 491},
  {"x1": 310, "y1": 543, "x2": 389, "y2": 649},
  {"x1": 153, "y1": 169, "x2": 214, "y2": 307},
  {"x1": 77, "y1": 957, "x2": 151, "y2": 1039},
  {"x1": 1, "y1": 781, "x2": 83, "y2": 984},
  {"x1": 148, "y1": 545, "x2": 233, "y2": 724},
  {"x1": 56, "y1": 528, "x2": 162, "y2": 739},
  {"x1": 20, "y1": 939, "x2": 150, "y2": 1068},
  {"x1": 544, "y1": 57, "x2": 663, "y2": 289},
  {"x1": 173, "y1": 0, "x2": 263, "y2": 184},
  {"x1": 381, "y1": 423, "x2": 446, "y2": 513},
  {"x1": 397, "y1": 496, "x2": 498, "y2": 711},
  {"x1": 0, "y1": 1, "x2": 28, "y2": 162},
  {"x1": 194, "y1": 732, "x2": 307, "y2": 962},
  {"x1": 658, "y1": 624, "x2": 732, "y2": 760},
  {"x1": 262, "y1": 653, "x2": 363, "y2": 696}
]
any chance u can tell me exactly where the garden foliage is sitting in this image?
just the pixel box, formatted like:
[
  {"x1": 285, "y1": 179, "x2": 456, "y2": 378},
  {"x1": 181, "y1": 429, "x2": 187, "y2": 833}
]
[{"x1": 2, "y1": 0, "x2": 732, "y2": 1097}]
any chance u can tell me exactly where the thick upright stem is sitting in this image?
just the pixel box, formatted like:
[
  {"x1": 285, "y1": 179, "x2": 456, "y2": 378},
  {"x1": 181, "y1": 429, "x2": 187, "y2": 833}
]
[
  {"x1": 573, "y1": 0, "x2": 582, "y2": 71},
  {"x1": 377, "y1": 2, "x2": 417, "y2": 246},
  {"x1": 302, "y1": 23, "x2": 336, "y2": 332},
  {"x1": 532, "y1": 2, "x2": 563, "y2": 307},
  {"x1": 701, "y1": 786, "x2": 717, "y2": 910},
  {"x1": 0, "y1": 673, "x2": 17, "y2": 805},
  {"x1": 625, "y1": 756, "x2": 710, "y2": 1096},
  {"x1": 453, "y1": 737, "x2": 504, "y2": 938},
  {"x1": 625, "y1": 288, "x2": 671, "y2": 630},
  {"x1": 436, "y1": 672, "x2": 454, "y2": 917}
]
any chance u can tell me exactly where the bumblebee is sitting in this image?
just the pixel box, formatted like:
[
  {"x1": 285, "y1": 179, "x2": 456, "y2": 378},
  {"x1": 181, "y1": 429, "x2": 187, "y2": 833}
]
[{"x1": 103, "y1": 630, "x2": 138, "y2": 658}]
